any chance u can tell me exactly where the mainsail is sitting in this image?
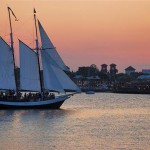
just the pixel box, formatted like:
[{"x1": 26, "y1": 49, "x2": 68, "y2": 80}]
[
  {"x1": 38, "y1": 20, "x2": 69, "y2": 71},
  {"x1": 19, "y1": 41, "x2": 41, "y2": 92},
  {"x1": 0, "y1": 37, "x2": 16, "y2": 90},
  {"x1": 41, "y1": 49, "x2": 80, "y2": 92}
]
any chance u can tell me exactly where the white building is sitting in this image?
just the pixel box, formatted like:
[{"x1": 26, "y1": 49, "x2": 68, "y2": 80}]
[
  {"x1": 142, "y1": 69, "x2": 150, "y2": 75},
  {"x1": 137, "y1": 75, "x2": 150, "y2": 80}
]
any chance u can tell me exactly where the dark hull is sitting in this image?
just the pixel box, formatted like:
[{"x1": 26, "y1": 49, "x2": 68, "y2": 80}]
[
  {"x1": 0, "y1": 95, "x2": 71, "y2": 109},
  {"x1": 0, "y1": 100, "x2": 65, "y2": 109}
]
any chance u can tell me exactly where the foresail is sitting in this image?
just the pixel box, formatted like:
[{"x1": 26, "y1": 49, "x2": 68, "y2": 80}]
[
  {"x1": 19, "y1": 41, "x2": 41, "y2": 92},
  {"x1": 38, "y1": 20, "x2": 69, "y2": 71},
  {"x1": 0, "y1": 37, "x2": 16, "y2": 90},
  {"x1": 52, "y1": 65, "x2": 81, "y2": 92},
  {"x1": 41, "y1": 49, "x2": 80, "y2": 92},
  {"x1": 41, "y1": 49, "x2": 64, "y2": 92}
]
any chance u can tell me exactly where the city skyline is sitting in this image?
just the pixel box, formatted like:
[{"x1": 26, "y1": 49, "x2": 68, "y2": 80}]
[{"x1": 0, "y1": 0, "x2": 150, "y2": 72}]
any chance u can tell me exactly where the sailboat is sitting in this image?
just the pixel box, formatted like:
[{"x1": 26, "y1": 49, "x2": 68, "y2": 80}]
[{"x1": 0, "y1": 7, "x2": 80, "y2": 109}]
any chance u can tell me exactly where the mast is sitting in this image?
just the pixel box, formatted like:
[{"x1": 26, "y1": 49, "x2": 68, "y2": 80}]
[
  {"x1": 7, "y1": 7, "x2": 18, "y2": 91},
  {"x1": 33, "y1": 9, "x2": 43, "y2": 94}
]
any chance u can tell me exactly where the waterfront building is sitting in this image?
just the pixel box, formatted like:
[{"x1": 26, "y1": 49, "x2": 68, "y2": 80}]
[
  {"x1": 110, "y1": 63, "x2": 118, "y2": 75},
  {"x1": 142, "y1": 69, "x2": 150, "y2": 75},
  {"x1": 125, "y1": 66, "x2": 136, "y2": 75},
  {"x1": 73, "y1": 75, "x2": 84, "y2": 88},
  {"x1": 73, "y1": 75, "x2": 102, "y2": 91},
  {"x1": 101, "y1": 64, "x2": 108, "y2": 73},
  {"x1": 137, "y1": 75, "x2": 150, "y2": 80}
]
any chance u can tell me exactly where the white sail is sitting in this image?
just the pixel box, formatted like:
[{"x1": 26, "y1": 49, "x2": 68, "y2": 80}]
[
  {"x1": 41, "y1": 49, "x2": 80, "y2": 92},
  {"x1": 0, "y1": 37, "x2": 16, "y2": 90},
  {"x1": 41, "y1": 49, "x2": 64, "y2": 92},
  {"x1": 52, "y1": 65, "x2": 81, "y2": 92},
  {"x1": 38, "y1": 20, "x2": 69, "y2": 71},
  {"x1": 19, "y1": 41, "x2": 41, "y2": 92}
]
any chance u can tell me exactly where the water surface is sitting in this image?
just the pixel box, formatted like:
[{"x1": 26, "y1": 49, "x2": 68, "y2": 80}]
[{"x1": 0, "y1": 93, "x2": 150, "y2": 150}]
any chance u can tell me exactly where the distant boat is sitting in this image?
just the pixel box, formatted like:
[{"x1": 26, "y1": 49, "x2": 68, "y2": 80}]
[
  {"x1": 86, "y1": 91, "x2": 95, "y2": 94},
  {"x1": 0, "y1": 7, "x2": 80, "y2": 109}
]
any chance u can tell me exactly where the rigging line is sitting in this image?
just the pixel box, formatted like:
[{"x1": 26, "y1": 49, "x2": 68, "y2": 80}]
[
  {"x1": 8, "y1": 7, "x2": 18, "y2": 21},
  {"x1": 6, "y1": 4, "x2": 30, "y2": 37},
  {"x1": 32, "y1": 14, "x2": 36, "y2": 49},
  {"x1": 15, "y1": 13, "x2": 38, "y2": 50},
  {"x1": 14, "y1": 34, "x2": 31, "y2": 41},
  {"x1": 14, "y1": 35, "x2": 35, "y2": 49},
  {"x1": 14, "y1": 15, "x2": 34, "y2": 40},
  {"x1": 15, "y1": 24, "x2": 32, "y2": 38},
  {"x1": 32, "y1": 15, "x2": 41, "y2": 50},
  {"x1": 1, "y1": 33, "x2": 10, "y2": 37}
]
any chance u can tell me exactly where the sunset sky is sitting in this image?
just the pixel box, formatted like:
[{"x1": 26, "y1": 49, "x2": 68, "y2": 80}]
[{"x1": 0, "y1": 0, "x2": 150, "y2": 72}]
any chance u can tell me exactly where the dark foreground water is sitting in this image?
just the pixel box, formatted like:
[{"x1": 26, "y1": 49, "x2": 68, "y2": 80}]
[{"x1": 0, "y1": 93, "x2": 150, "y2": 150}]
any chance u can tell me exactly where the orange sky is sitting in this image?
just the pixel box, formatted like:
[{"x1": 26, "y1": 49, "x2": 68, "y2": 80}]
[{"x1": 0, "y1": 0, "x2": 150, "y2": 72}]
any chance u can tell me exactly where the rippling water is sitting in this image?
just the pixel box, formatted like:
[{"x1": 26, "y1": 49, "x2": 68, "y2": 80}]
[{"x1": 0, "y1": 93, "x2": 150, "y2": 150}]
